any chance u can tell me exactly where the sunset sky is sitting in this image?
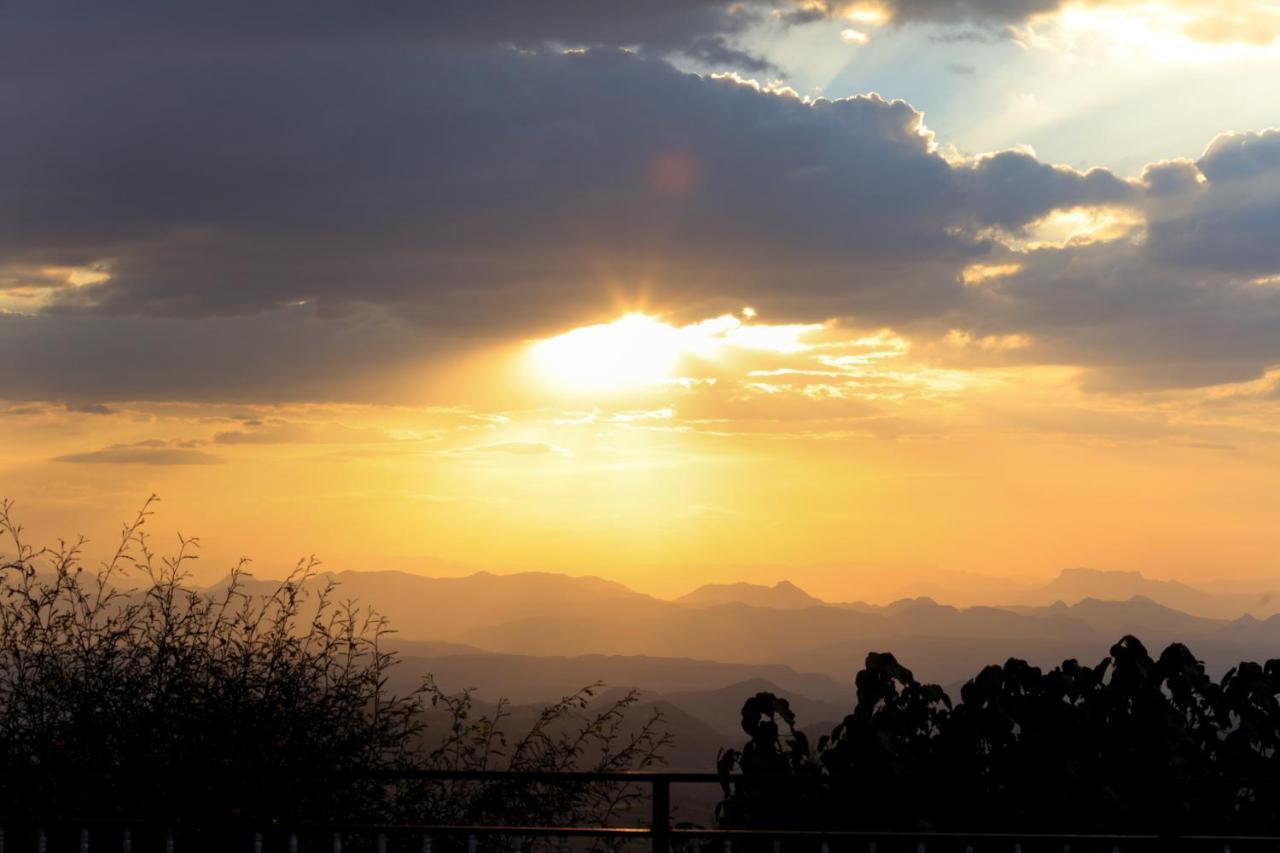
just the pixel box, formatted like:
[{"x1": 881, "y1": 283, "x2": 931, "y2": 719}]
[{"x1": 4, "y1": 1, "x2": 1280, "y2": 599}]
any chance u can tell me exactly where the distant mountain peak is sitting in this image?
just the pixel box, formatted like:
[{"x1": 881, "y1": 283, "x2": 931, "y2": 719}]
[
  {"x1": 676, "y1": 579, "x2": 825, "y2": 610},
  {"x1": 1057, "y1": 567, "x2": 1146, "y2": 581},
  {"x1": 1026, "y1": 568, "x2": 1266, "y2": 621},
  {"x1": 1073, "y1": 594, "x2": 1172, "y2": 612},
  {"x1": 885, "y1": 596, "x2": 940, "y2": 611}
]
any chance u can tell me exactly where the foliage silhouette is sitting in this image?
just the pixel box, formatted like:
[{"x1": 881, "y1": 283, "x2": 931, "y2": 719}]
[
  {"x1": 0, "y1": 498, "x2": 669, "y2": 842},
  {"x1": 718, "y1": 637, "x2": 1280, "y2": 836}
]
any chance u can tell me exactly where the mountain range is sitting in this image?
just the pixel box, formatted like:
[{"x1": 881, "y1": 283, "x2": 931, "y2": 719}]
[
  {"x1": 222, "y1": 567, "x2": 1280, "y2": 682},
  {"x1": 217, "y1": 565, "x2": 1280, "y2": 775}
]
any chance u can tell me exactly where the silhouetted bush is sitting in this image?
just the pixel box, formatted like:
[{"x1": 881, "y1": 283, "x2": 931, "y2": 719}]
[
  {"x1": 718, "y1": 638, "x2": 1280, "y2": 836},
  {"x1": 0, "y1": 498, "x2": 668, "y2": 838}
]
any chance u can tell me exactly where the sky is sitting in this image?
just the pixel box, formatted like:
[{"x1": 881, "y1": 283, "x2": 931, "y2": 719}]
[{"x1": 3, "y1": 0, "x2": 1280, "y2": 600}]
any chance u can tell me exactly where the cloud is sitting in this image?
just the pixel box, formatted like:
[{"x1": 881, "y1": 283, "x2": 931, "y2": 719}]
[
  {"x1": 454, "y1": 442, "x2": 573, "y2": 457},
  {"x1": 875, "y1": 0, "x2": 1060, "y2": 26},
  {"x1": 869, "y1": 128, "x2": 1280, "y2": 392},
  {"x1": 1144, "y1": 129, "x2": 1280, "y2": 275},
  {"x1": 1, "y1": 0, "x2": 786, "y2": 78},
  {"x1": 0, "y1": 5, "x2": 1278, "y2": 403},
  {"x1": 861, "y1": 0, "x2": 1280, "y2": 48},
  {"x1": 956, "y1": 150, "x2": 1134, "y2": 230},
  {"x1": 0, "y1": 306, "x2": 426, "y2": 402},
  {"x1": 212, "y1": 420, "x2": 399, "y2": 445},
  {"x1": 54, "y1": 440, "x2": 222, "y2": 465},
  {"x1": 0, "y1": 43, "x2": 1126, "y2": 327},
  {"x1": 64, "y1": 401, "x2": 116, "y2": 415}
]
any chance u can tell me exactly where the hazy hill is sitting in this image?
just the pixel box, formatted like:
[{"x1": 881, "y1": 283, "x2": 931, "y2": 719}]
[
  {"x1": 1020, "y1": 568, "x2": 1276, "y2": 619},
  {"x1": 387, "y1": 649, "x2": 849, "y2": 705},
  {"x1": 409, "y1": 667, "x2": 843, "y2": 773},
  {"x1": 219, "y1": 568, "x2": 670, "y2": 636},
  {"x1": 677, "y1": 580, "x2": 825, "y2": 610},
  {"x1": 670, "y1": 568, "x2": 1277, "y2": 622},
  {"x1": 414, "y1": 687, "x2": 730, "y2": 774},
  {"x1": 886, "y1": 569, "x2": 1036, "y2": 608},
  {"x1": 1013, "y1": 595, "x2": 1223, "y2": 639},
  {"x1": 209, "y1": 566, "x2": 1280, "y2": 789},
  {"x1": 211, "y1": 567, "x2": 1280, "y2": 689},
  {"x1": 390, "y1": 639, "x2": 491, "y2": 657},
  {"x1": 661, "y1": 678, "x2": 846, "y2": 737}
]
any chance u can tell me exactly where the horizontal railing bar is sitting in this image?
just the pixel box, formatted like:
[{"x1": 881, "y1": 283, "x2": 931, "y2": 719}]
[
  {"x1": 0, "y1": 820, "x2": 648, "y2": 837},
  {"x1": 0, "y1": 817, "x2": 1262, "y2": 843},
  {"x1": 6, "y1": 768, "x2": 1280, "y2": 785},
  {"x1": 673, "y1": 830, "x2": 1165, "y2": 840},
  {"x1": 8, "y1": 769, "x2": 1280, "y2": 846},
  {"x1": 330, "y1": 770, "x2": 729, "y2": 783}
]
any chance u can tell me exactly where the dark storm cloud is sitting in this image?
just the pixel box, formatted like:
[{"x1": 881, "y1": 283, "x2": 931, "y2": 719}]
[
  {"x1": 0, "y1": 307, "x2": 431, "y2": 403},
  {"x1": 961, "y1": 241, "x2": 1280, "y2": 390},
  {"x1": 1145, "y1": 130, "x2": 1280, "y2": 275},
  {"x1": 1, "y1": 0, "x2": 782, "y2": 78},
  {"x1": 957, "y1": 150, "x2": 1134, "y2": 229},
  {"x1": 2, "y1": 3, "x2": 1278, "y2": 400},
  {"x1": 949, "y1": 135, "x2": 1280, "y2": 390},
  {"x1": 1, "y1": 40, "x2": 1126, "y2": 324}
]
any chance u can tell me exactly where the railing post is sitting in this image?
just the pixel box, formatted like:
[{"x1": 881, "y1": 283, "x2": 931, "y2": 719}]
[
  {"x1": 289, "y1": 833, "x2": 299, "y2": 853},
  {"x1": 122, "y1": 829, "x2": 132, "y2": 853},
  {"x1": 558, "y1": 837, "x2": 570, "y2": 853},
  {"x1": 253, "y1": 832, "x2": 263, "y2": 853},
  {"x1": 332, "y1": 832, "x2": 342, "y2": 853},
  {"x1": 652, "y1": 776, "x2": 671, "y2": 853},
  {"x1": 165, "y1": 827, "x2": 175, "y2": 853},
  {"x1": 378, "y1": 833, "x2": 388, "y2": 853},
  {"x1": 422, "y1": 836, "x2": 433, "y2": 853},
  {"x1": 37, "y1": 826, "x2": 47, "y2": 853},
  {"x1": 468, "y1": 833, "x2": 478, "y2": 853},
  {"x1": 80, "y1": 827, "x2": 89, "y2": 853}
]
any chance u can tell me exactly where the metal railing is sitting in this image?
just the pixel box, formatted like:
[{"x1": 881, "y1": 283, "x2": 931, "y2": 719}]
[{"x1": 5, "y1": 770, "x2": 1280, "y2": 852}]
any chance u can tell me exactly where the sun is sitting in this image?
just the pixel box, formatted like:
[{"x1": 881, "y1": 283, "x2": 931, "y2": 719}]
[
  {"x1": 527, "y1": 308, "x2": 825, "y2": 395},
  {"x1": 530, "y1": 313, "x2": 682, "y2": 393}
]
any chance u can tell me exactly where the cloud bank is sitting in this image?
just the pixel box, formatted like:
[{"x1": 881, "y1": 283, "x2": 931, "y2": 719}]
[{"x1": 0, "y1": 2, "x2": 1278, "y2": 401}]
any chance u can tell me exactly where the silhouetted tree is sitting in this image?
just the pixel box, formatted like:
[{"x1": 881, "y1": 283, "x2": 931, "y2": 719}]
[
  {"x1": 719, "y1": 636, "x2": 1280, "y2": 836},
  {"x1": 0, "y1": 498, "x2": 668, "y2": 843}
]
